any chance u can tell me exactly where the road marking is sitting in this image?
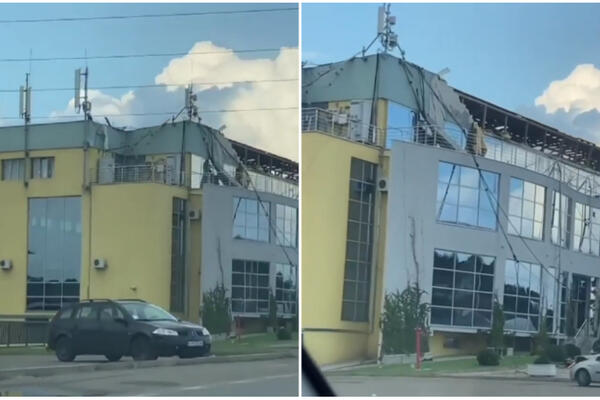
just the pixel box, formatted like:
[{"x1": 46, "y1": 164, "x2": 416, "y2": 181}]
[{"x1": 137, "y1": 373, "x2": 297, "y2": 396}]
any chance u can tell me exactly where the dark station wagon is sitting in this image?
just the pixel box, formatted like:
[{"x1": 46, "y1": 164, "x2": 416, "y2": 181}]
[{"x1": 47, "y1": 299, "x2": 211, "y2": 361}]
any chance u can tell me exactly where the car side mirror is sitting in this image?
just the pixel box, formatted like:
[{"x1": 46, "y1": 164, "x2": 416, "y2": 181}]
[{"x1": 114, "y1": 317, "x2": 128, "y2": 325}]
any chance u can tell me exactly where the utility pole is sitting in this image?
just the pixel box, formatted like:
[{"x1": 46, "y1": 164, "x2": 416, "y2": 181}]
[{"x1": 19, "y1": 73, "x2": 32, "y2": 188}]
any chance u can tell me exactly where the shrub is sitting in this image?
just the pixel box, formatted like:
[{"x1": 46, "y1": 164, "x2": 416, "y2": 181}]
[
  {"x1": 533, "y1": 354, "x2": 551, "y2": 364},
  {"x1": 477, "y1": 349, "x2": 500, "y2": 366},
  {"x1": 381, "y1": 285, "x2": 429, "y2": 355},
  {"x1": 201, "y1": 284, "x2": 231, "y2": 335},
  {"x1": 545, "y1": 344, "x2": 566, "y2": 362},
  {"x1": 563, "y1": 343, "x2": 581, "y2": 358},
  {"x1": 277, "y1": 326, "x2": 292, "y2": 340}
]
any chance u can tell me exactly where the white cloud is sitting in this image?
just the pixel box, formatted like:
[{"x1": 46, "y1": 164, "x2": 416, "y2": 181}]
[
  {"x1": 535, "y1": 64, "x2": 600, "y2": 114},
  {"x1": 521, "y1": 64, "x2": 600, "y2": 145},
  {"x1": 51, "y1": 89, "x2": 137, "y2": 126},
  {"x1": 50, "y1": 42, "x2": 299, "y2": 161},
  {"x1": 155, "y1": 42, "x2": 298, "y2": 160}
]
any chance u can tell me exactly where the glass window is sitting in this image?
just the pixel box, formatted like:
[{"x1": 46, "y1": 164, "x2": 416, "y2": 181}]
[
  {"x1": 27, "y1": 197, "x2": 81, "y2": 311},
  {"x1": 573, "y1": 202, "x2": 600, "y2": 256},
  {"x1": 508, "y1": 178, "x2": 545, "y2": 240},
  {"x1": 386, "y1": 101, "x2": 416, "y2": 147},
  {"x1": 31, "y1": 157, "x2": 54, "y2": 179},
  {"x1": 233, "y1": 197, "x2": 270, "y2": 242},
  {"x1": 431, "y1": 249, "x2": 495, "y2": 328},
  {"x1": 551, "y1": 192, "x2": 571, "y2": 248},
  {"x1": 275, "y1": 263, "x2": 297, "y2": 315},
  {"x1": 276, "y1": 204, "x2": 297, "y2": 248},
  {"x1": 170, "y1": 198, "x2": 186, "y2": 313},
  {"x1": 190, "y1": 154, "x2": 206, "y2": 189},
  {"x1": 231, "y1": 260, "x2": 270, "y2": 315},
  {"x1": 342, "y1": 158, "x2": 376, "y2": 322},
  {"x1": 1, "y1": 158, "x2": 25, "y2": 181},
  {"x1": 503, "y1": 260, "x2": 543, "y2": 332},
  {"x1": 437, "y1": 162, "x2": 499, "y2": 230},
  {"x1": 444, "y1": 122, "x2": 465, "y2": 150}
]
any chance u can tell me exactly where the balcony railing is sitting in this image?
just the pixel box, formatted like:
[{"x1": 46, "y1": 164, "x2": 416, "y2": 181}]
[
  {"x1": 96, "y1": 164, "x2": 185, "y2": 186},
  {"x1": 190, "y1": 170, "x2": 298, "y2": 199},
  {"x1": 302, "y1": 107, "x2": 384, "y2": 147},
  {"x1": 94, "y1": 163, "x2": 298, "y2": 199},
  {"x1": 304, "y1": 107, "x2": 600, "y2": 197}
]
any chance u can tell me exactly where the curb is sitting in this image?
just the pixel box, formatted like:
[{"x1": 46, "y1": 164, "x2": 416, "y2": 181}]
[
  {"x1": 434, "y1": 373, "x2": 571, "y2": 383},
  {"x1": 0, "y1": 350, "x2": 297, "y2": 381}
]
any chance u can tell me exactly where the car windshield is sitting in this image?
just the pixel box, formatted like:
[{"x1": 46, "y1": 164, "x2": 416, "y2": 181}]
[{"x1": 120, "y1": 302, "x2": 178, "y2": 321}]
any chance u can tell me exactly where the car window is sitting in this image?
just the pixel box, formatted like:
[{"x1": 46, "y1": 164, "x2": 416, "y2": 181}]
[
  {"x1": 596, "y1": 356, "x2": 600, "y2": 362},
  {"x1": 76, "y1": 304, "x2": 98, "y2": 320},
  {"x1": 120, "y1": 302, "x2": 177, "y2": 321},
  {"x1": 57, "y1": 307, "x2": 74, "y2": 320},
  {"x1": 98, "y1": 305, "x2": 114, "y2": 321},
  {"x1": 114, "y1": 306, "x2": 125, "y2": 320}
]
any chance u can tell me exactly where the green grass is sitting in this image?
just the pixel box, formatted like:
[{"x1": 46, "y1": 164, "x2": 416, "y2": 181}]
[
  {"x1": 328, "y1": 354, "x2": 536, "y2": 377},
  {"x1": 0, "y1": 345, "x2": 52, "y2": 356},
  {"x1": 0, "y1": 333, "x2": 298, "y2": 358},
  {"x1": 211, "y1": 332, "x2": 298, "y2": 356}
]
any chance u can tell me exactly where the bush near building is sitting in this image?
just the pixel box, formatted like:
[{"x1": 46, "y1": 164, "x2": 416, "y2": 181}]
[
  {"x1": 477, "y1": 349, "x2": 500, "y2": 366},
  {"x1": 381, "y1": 285, "x2": 429, "y2": 355},
  {"x1": 545, "y1": 344, "x2": 566, "y2": 363},
  {"x1": 563, "y1": 343, "x2": 581, "y2": 358},
  {"x1": 202, "y1": 284, "x2": 232, "y2": 335}
]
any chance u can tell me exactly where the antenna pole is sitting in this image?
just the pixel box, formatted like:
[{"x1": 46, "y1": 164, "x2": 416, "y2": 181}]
[
  {"x1": 82, "y1": 67, "x2": 91, "y2": 120},
  {"x1": 21, "y1": 73, "x2": 32, "y2": 187}
]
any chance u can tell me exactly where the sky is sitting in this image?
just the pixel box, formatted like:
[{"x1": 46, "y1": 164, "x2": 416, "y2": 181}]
[
  {"x1": 302, "y1": 3, "x2": 600, "y2": 145},
  {"x1": 0, "y1": 3, "x2": 299, "y2": 160}
]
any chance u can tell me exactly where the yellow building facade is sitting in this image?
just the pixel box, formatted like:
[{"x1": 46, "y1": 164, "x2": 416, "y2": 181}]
[{"x1": 0, "y1": 120, "x2": 298, "y2": 327}]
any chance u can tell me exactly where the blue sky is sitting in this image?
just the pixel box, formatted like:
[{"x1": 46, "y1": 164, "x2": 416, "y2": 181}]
[
  {"x1": 0, "y1": 3, "x2": 299, "y2": 158},
  {"x1": 302, "y1": 3, "x2": 600, "y2": 143}
]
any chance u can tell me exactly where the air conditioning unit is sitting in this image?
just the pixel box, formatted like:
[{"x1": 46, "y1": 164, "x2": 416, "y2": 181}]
[
  {"x1": 93, "y1": 258, "x2": 107, "y2": 270},
  {"x1": 0, "y1": 259, "x2": 12, "y2": 270},
  {"x1": 377, "y1": 178, "x2": 388, "y2": 192},
  {"x1": 335, "y1": 113, "x2": 349, "y2": 125},
  {"x1": 189, "y1": 209, "x2": 201, "y2": 220}
]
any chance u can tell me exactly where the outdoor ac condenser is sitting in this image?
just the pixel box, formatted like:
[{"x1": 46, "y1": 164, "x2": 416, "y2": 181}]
[
  {"x1": 0, "y1": 259, "x2": 12, "y2": 270},
  {"x1": 93, "y1": 258, "x2": 107, "y2": 269}
]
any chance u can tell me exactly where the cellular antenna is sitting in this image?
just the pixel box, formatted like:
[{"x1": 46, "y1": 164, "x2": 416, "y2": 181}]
[
  {"x1": 378, "y1": 3, "x2": 398, "y2": 55},
  {"x1": 74, "y1": 67, "x2": 91, "y2": 120},
  {"x1": 184, "y1": 84, "x2": 199, "y2": 122}
]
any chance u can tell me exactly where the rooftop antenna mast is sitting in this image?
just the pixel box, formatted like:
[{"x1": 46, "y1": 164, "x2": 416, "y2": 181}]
[
  {"x1": 19, "y1": 73, "x2": 32, "y2": 187},
  {"x1": 184, "y1": 84, "x2": 199, "y2": 122},
  {"x1": 378, "y1": 4, "x2": 398, "y2": 54},
  {"x1": 74, "y1": 67, "x2": 92, "y2": 120},
  {"x1": 358, "y1": 4, "x2": 400, "y2": 58}
]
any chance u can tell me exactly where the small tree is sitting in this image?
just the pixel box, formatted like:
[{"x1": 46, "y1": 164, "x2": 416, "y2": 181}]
[
  {"x1": 381, "y1": 284, "x2": 429, "y2": 355},
  {"x1": 533, "y1": 312, "x2": 550, "y2": 355},
  {"x1": 201, "y1": 284, "x2": 231, "y2": 335},
  {"x1": 490, "y1": 297, "x2": 505, "y2": 350}
]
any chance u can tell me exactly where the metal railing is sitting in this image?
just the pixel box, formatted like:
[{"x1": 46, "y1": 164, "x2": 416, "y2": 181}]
[
  {"x1": 0, "y1": 318, "x2": 50, "y2": 347},
  {"x1": 93, "y1": 162, "x2": 298, "y2": 200},
  {"x1": 95, "y1": 164, "x2": 185, "y2": 186},
  {"x1": 190, "y1": 170, "x2": 299, "y2": 199},
  {"x1": 302, "y1": 107, "x2": 384, "y2": 147},
  {"x1": 303, "y1": 107, "x2": 600, "y2": 197}
]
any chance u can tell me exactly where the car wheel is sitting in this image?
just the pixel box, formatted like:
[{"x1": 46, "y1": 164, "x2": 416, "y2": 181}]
[
  {"x1": 130, "y1": 336, "x2": 157, "y2": 361},
  {"x1": 105, "y1": 353, "x2": 122, "y2": 362},
  {"x1": 576, "y1": 369, "x2": 591, "y2": 387},
  {"x1": 55, "y1": 337, "x2": 75, "y2": 362}
]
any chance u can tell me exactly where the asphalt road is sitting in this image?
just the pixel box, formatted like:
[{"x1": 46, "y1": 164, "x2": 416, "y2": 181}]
[
  {"x1": 0, "y1": 357, "x2": 298, "y2": 396},
  {"x1": 327, "y1": 375, "x2": 600, "y2": 396}
]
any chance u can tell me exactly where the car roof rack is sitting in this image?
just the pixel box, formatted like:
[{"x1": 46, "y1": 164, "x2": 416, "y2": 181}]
[
  {"x1": 115, "y1": 299, "x2": 146, "y2": 302},
  {"x1": 80, "y1": 299, "x2": 113, "y2": 303}
]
